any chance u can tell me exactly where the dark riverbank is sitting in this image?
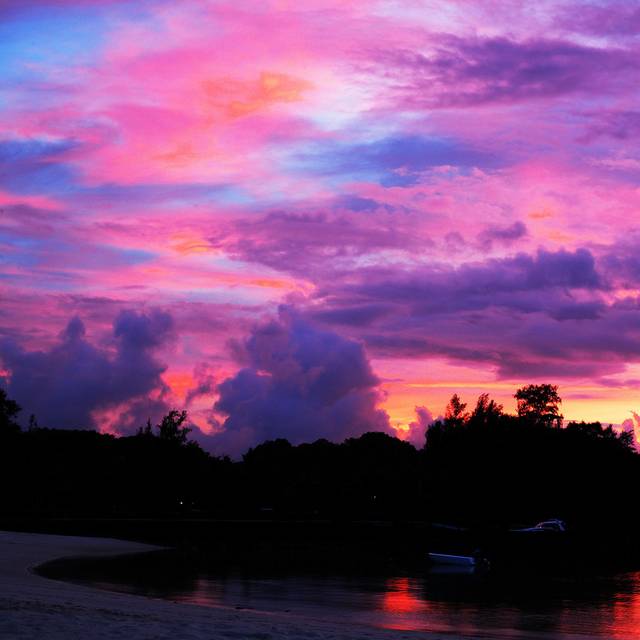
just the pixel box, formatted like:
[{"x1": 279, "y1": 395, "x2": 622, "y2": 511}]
[
  {"x1": 5, "y1": 516, "x2": 640, "y2": 577},
  {"x1": 1, "y1": 517, "x2": 427, "y2": 573}
]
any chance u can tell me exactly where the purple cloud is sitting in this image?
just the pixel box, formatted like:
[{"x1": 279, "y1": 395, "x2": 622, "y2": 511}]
[
  {"x1": 211, "y1": 308, "x2": 392, "y2": 457},
  {"x1": 0, "y1": 310, "x2": 173, "y2": 430},
  {"x1": 582, "y1": 110, "x2": 640, "y2": 142},
  {"x1": 373, "y1": 35, "x2": 638, "y2": 108},
  {"x1": 330, "y1": 248, "x2": 602, "y2": 316},
  {"x1": 478, "y1": 221, "x2": 527, "y2": 249},
  {"x1": 600, "y1": 234, "x2": 640, "y2": 288},
  {"x1": 298, "y1": 247, "x2": 640, "y2": 379},
  {"x1": 210, "y1": 209, "x2": 424, "y2": 276},
  {"x1": 561, "y1": 2, "x2": 640, "y2": 36}
]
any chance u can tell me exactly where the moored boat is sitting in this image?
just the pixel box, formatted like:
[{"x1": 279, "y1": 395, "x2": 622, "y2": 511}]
[{"x1": 428, "y1": 552, "x2": 478, "y2": 566}]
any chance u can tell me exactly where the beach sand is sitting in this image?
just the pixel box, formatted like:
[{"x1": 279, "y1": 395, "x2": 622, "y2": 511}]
[{"x1": 0, "y1": 530, "x2": 460, "y2": 639}]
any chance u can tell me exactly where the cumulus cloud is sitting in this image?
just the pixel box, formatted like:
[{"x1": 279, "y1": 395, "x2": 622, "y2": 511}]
[
  {"x1": 405, "y1": 405, "x2": 434, "y2": 448},
  {"x1": 210, "y1": 308, "x2": 392, "y2": 457},
  {"x1": 0, "y1": 310, "x2": 173, "y2": 430},
  {"x1": 620, "y1": 412, "x2": 640, "y2": 449}
]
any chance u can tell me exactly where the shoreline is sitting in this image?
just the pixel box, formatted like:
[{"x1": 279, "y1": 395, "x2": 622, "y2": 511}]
[{"x1": 0, "y1": 530, "x2": 457, "y2": 640}]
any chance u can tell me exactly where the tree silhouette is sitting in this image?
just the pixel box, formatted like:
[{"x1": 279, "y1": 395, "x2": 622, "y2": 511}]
[
  {"x1": 469, "y1": 393, "x2": 503, "y2": 426},
  {"x1": 515, "y1": 383, "x2": 563, "y2": 428},
  {"x1": 27, "y1": 414, "x2": 39, "y2": 431},
  {"x1": 444, "y1": 393, "x2": 468, "y2": 427},
  {"x1": 0, "y1": 388, "x2": 21, "y2": 435},
  {"x1": 156, "y1": 409, "x2": 191, "y2": 444},
  {"x1": 136, "y1": 418, "x2": 154, "y2": 438}
]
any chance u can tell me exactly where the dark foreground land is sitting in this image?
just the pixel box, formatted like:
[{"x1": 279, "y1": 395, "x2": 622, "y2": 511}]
[
  {"x1": 2, "y1": 386, "x2": 640, "y2": 574},
  {"x1": 2, "y1": 515, "x2": 638, "y2": 577},
  {"x1": 3, "y1": 385, "x2": 640, "y2": 638}
]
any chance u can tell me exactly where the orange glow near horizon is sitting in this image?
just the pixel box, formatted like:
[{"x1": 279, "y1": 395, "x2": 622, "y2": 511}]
[{"x1": 380, "y1": 367, "x2": 640, "y2": 434}]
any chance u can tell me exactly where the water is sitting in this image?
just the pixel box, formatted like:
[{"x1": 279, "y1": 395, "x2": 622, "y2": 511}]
[{"x1": 46, "y1": 552, "x2": 640, "y2": 638}]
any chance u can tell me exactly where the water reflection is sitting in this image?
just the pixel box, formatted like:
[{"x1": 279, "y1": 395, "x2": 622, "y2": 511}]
[
  {"x1": 374, "y1": 571, "x2": 640, "y2": 638},
  {"x1": 47, "y1": 554, "x2": 640, "y2": 639},
  {"x1": 381, "y1": 577, "x2": 425, "y2": 615},
  {"x1": 611, "y1": 582, "x2": 640, "y2": 639}
]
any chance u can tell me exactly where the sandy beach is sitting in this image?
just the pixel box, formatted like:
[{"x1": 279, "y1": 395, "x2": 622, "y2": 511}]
[{"x1": 0, "y1": 530, "x2": 464, "y2": 640}]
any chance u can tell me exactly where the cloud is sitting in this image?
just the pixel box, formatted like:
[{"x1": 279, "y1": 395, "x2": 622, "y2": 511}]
[
  {"x1": 348, "y1": 302, "x2": 640, "y2": 380},
  {"x1": 372, "y1": 35, "x2": 639, "y2": 108},
  {"x1": 303, "y1": 247, "x2": 640, "y2": 379},
  {"x1": 0, "y1": 139, "x2": 77, "y2": 195},
  {"x1": 478, "y1": 221, "x2": 527, "y2": 249},
  {"x1": 405, "y1": 405, "x2": 434, "y2": 448},
  {"x1": 210, "y1": 308, "x2": 392, "y2": 457},
  {"x1": 583, "y1": 110, "x2": 640, "y2": 142},
  {"x1": 601, "y1": 234, "x2": 640, "y2": 288},
  {"x1": 185, "y1": 363, "x2": 216, "y2": 406},
  {"x1": 621, "y1": 412, "x2": 640, "y2": 449},
  {"x1": 0, "y1": 309, "x2": 173, "y2": 430},
  {"x1": 297, "y1": 134, "x2": 501, "y2": 186},
  {"x1": 210, "y1": 209, "x2": 422, "y2": 276},
  {"x1": 332, "y1": 248, "x2": 602, "y2": 316},
  {"x1": 560, "y1": 2, "x2": 640, "y2": 36}
]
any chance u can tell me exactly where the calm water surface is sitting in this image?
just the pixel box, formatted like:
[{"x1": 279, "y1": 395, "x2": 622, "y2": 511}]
[{"x1": 63, "y1": 555, "x2": 640, "y2": 639}]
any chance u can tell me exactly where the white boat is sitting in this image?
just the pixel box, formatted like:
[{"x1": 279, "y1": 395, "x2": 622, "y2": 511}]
[
  {"x1": 510, "y1": 519, "x2": 567, "y2": 534},
  {"x1": 428, "y1": 552, "x2": 477, "y2": 566}
]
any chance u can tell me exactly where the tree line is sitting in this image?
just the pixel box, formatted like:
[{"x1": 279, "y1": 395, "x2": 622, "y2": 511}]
[{"x1": 0, "y1": 385, "x2": 637, "y2": 539}]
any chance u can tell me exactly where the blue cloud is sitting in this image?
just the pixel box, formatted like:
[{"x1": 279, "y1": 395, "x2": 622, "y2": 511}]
[
  {"x1": 293, "y1": 134, "x2": 501, "y2": 186},
  {"x1": 0, "y1": 138, "x2": 77, "y2": 195},
  {"x1": 0, "y1": 6, "x2": 109, "y2": 83}
]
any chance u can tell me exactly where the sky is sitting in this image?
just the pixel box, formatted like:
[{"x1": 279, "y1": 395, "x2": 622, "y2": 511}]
[{"x1": 1, "y1": 0, "x2": 640, "y2": 455}]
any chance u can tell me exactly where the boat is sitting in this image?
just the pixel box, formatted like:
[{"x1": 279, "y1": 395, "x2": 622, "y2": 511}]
[
  {"x1": 428, "y1": 552, "x2": 478, "y2": 566},
  {"x1": 509, "y1": 519, "x2": 567, "y2": 534}
]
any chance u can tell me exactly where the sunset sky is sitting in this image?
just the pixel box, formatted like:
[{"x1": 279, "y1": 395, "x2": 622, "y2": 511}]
[{"x1": 1, "y1": 0, "x2": 640, "y2": 455}]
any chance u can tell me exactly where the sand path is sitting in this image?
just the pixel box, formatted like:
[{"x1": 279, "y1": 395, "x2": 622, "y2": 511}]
[{"x1": 0, "y1": 530, "x2": 461, "y2": 639}]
